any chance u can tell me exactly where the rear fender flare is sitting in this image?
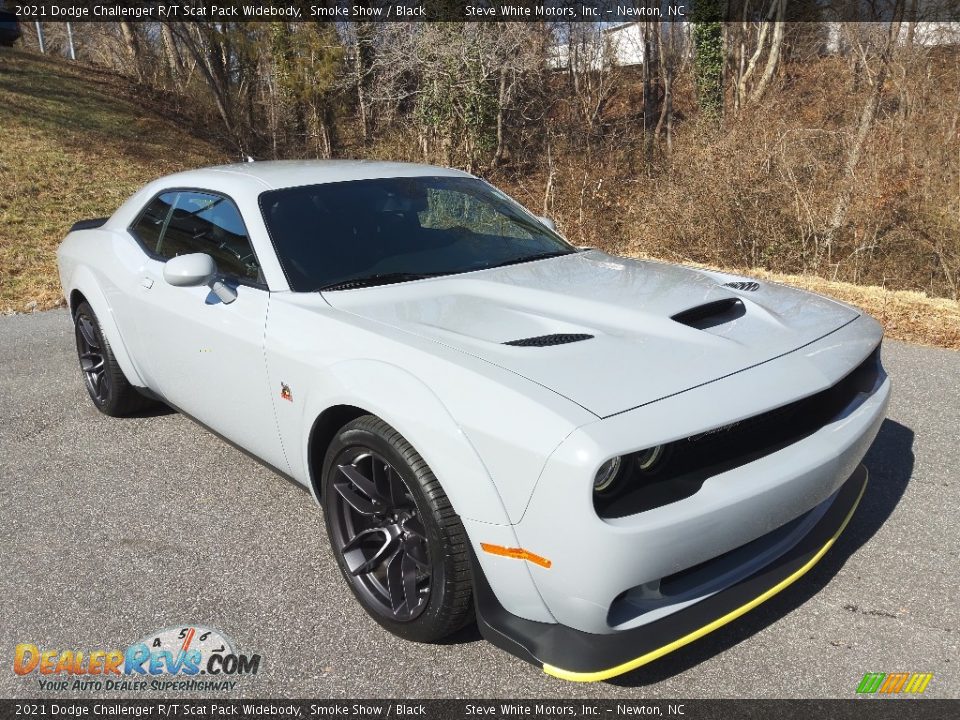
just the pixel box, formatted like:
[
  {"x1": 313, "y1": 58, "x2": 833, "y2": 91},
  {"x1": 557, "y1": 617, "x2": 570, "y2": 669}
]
[{"x1": 67, "y1": 265, "x2": 146, "y2": 388}]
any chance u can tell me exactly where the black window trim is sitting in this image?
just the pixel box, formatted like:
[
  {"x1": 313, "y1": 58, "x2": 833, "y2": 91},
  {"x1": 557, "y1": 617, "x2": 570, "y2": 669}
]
[{"x1": 127, "y1": 186, "x2": 269, "y2": 291}]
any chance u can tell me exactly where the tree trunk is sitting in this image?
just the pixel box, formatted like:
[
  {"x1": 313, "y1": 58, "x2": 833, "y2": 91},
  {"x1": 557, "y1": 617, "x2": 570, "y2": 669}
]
[
  {"x1": 748, "y1": 0, "x2": 786, "y2": 104},
  {"x1": 177, "y1": 25, "x2": 239, "y2": 150},
  {"x1": 353, "y1": 23, "x2": 373, "y2": 143},
  {"x1": 160, "y1": 23, "x2": 183, "y2": 82},
  {"x1": 823, "y1": 6, "x2": 904, "y2": 253},
  {"x1": 736, "y1": 18, "x2": 771, "y2": 108},
  {"x1": 493, "y1": 68, "x2": 510, "y2": 168},
  {"x1": 655, "y1": 26, "x2": 674, "y2": 157},
  {"x1": 118, "y1": 22, "x2": 143, "y2": 80},
  {"x1": 642, "y1": 21, "x2": 656, "y2": 169}
]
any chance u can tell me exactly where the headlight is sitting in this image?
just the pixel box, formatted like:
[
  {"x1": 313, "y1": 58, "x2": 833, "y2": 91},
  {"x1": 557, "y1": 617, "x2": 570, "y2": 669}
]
[
  {"x1": 593, "y1": 456, "x2": 622, "y2": 493},
  {"x1": 636, "y1": 445, "x2": 665, "y2": 472}
]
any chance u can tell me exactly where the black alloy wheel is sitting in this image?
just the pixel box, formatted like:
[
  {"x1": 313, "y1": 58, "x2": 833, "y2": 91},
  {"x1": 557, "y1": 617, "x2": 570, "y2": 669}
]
[
  {"x1": 75, "y1": 311, "x2": 111, "y2": 406},
  {"x1": 322, "y1": 415, "x2": 473, "y2": 642},
  {"x1": 329, "y1": 450, "x2": 432, "y2": 621},
  {"x1": 72, "y1": 301, "x2": 156, "y2": 417}
]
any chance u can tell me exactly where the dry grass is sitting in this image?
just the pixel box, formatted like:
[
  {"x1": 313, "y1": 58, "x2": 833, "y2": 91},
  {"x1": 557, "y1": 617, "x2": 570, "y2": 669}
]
[
  {"x1": 1, "y1": 48, "x2": 957, "y2": 350},
  {"x1": 636, "y1": 256, "x2": 960, "y2": 350},
  {"x1": 748, "y1": 270, "x2": 960, "y2": 350},
  {"x1": 0, "y1": 48, "x2": 225, "y2": 313}
]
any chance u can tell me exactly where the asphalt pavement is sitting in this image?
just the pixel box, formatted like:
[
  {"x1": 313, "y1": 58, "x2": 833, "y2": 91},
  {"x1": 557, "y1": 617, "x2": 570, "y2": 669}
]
[{"x1": 1, "y1": 309, "x2": 957, "y2": 699}]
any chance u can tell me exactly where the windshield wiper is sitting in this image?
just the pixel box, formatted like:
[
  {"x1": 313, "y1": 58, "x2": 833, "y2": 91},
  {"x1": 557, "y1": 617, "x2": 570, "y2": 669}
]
[
  {"x1": 485, "y1": 249, "x2": 575, "y2": 271},
  {"x1": 316, "y1": 271, "x2": 452, "y2": 292}
]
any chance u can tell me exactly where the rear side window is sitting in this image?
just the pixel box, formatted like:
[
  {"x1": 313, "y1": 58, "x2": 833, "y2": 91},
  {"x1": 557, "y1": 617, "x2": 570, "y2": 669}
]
[
  {"x1": 130, "y1": 190, "x2": 262, "y2": 284},
  {"x1": 129, "y1": 194, "x2": 175, "y2": 252}
]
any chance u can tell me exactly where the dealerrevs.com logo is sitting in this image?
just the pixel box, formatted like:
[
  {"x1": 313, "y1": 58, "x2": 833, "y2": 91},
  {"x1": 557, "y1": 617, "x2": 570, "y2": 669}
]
[{"x1": 13, "y1": 625, "x2": 261, "y2": 692}]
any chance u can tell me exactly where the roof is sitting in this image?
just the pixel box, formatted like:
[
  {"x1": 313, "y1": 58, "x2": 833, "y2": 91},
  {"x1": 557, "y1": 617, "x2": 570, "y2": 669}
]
[{"x1": 160, "y1": 159, "x2": 472, "y2": 192}]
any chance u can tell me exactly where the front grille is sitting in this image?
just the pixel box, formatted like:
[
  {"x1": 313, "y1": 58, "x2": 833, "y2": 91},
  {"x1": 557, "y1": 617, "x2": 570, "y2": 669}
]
[
  {"x1": 503, "y1": 333, "x2": 594, "y2": 347},
  {"x1": 595, "y1": 345, "x2": 882, "y2": 519}
]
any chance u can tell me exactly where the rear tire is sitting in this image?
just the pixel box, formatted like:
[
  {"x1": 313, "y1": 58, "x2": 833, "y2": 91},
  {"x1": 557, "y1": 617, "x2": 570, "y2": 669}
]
[
  {"x1": 73, "y1": 301, "x2": 156, "y2": 417},
  {"x1": 322, "y1": 415, "x2": 474, "y2": 642}
]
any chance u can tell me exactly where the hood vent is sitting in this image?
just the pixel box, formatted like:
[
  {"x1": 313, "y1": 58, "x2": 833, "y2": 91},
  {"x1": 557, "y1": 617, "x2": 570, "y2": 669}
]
[
  {"x1": 723, "y1": 281, "x2": 760, "y2": 292},
  {"x1": 672, "y1": 298, "x2": 746, "y2": 330},
  {"x1": 503, "y1": 333, "x2": 594, "y2": 347}
]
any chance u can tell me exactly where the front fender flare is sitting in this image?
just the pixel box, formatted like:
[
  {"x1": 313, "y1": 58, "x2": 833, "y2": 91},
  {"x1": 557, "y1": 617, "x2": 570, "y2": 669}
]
[
  {"x1": 297, "y1": 359, "x2": 556, "y2": 623},
  {"x1": 299, "y1": 359, "x2": 511, "y2": 526}
]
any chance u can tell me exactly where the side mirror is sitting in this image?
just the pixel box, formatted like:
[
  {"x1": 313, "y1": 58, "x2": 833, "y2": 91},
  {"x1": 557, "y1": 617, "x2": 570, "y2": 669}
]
[
  {"x1": 163, "y1": 253, "x2": 216, "y2": 287},
  {"x1": 537, "y1": 216, "x2": 557, "y2": 232}
]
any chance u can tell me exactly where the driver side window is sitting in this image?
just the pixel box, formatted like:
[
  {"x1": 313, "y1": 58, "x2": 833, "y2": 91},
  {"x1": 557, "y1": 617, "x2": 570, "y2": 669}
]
[{"x1": 132, "y1": 190, "x2": 262, "y2": 284}]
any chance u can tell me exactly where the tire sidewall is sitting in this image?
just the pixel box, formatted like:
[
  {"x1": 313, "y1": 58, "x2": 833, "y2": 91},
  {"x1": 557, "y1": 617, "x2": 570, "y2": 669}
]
[{"x1": 321, "y1": 420, "x2": 454, "y2": 642}]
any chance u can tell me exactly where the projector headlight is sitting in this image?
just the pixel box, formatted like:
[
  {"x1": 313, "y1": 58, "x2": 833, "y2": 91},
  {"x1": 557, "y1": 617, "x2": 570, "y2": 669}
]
[
  {"x1": 593, "y1": 456, "x2": 622, "y2": 494},
  {"x1": 636, "y1": 445, "x2": 665, "y2": 472}
]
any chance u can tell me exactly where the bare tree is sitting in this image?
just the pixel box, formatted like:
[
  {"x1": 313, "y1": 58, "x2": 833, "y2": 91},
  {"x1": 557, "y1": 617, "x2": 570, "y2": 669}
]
[
  {"x1": 655, "y1": 22, "x2": 687, "y2": 156},
  {"x1": 117, "y1": 21, "x2": 143, "y2": 80},
  {"x1": 823, "y1": 4, "x2": 906, "y2": 254},
  {"x1": 566, "y1": 23, "x2": 621, "y2": 140},
  {"x1": 160, "y1": 23, "x2": 184, "y2": 83},
  {"x1": 370, "y1": 23, "x2": 544, "y2": 170},
  {"x1": 732, "y1": 0, "x2": 787, "y2": 110}
]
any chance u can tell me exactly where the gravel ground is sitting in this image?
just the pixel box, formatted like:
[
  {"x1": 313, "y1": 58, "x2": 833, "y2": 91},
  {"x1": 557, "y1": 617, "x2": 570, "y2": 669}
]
[{"x1": 1, "y1": 309, "x2": 957, "y2": 699}]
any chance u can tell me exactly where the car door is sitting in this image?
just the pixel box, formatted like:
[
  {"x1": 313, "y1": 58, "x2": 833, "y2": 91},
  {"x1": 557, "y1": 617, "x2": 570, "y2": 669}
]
[{"x1": 127, "y1": 189, "x2": 289, "y2": 474}]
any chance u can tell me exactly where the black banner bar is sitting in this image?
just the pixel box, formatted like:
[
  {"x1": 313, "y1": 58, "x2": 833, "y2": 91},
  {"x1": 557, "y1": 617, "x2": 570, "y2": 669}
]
[
  {"x1": 8, "y1": 0, "x2": 960, "y2": 23},
  {"x1": 1, "y1": 700, "x2": 958, "y2": 720}
]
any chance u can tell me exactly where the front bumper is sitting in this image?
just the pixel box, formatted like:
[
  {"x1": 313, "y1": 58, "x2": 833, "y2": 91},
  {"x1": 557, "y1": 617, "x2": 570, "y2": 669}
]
[
  {"x1": 473, "y1": 464, "x2": 868, "y2": 682},
  {"x1": 509, "y1": 326, "x2": 888, "y2": 634}
]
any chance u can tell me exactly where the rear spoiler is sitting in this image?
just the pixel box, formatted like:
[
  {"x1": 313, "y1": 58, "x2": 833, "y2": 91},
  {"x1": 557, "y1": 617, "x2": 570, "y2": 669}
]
[{"x1": 69, "y1": 218, "x2": 109, "y2": 232}]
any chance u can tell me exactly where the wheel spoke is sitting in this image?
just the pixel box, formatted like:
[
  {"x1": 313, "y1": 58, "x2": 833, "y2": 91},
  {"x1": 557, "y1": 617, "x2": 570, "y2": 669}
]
[
  {"x1": 385, "y1": 465, "x2": 409, "y2": 508},
  {"x1": 342, "y1": 528, "x2": 395, "y2": 576},
  {"x1": 333, "y1": 479, "x2": 380, "y2": 516},
  {"x1": 80, "y1": 354, "x2": 100, "y2": 372},
  {"x1": 78, "y1": 318, "x2": 99, "y2": 349},
  {"x1": 385, "y1": 548, "x2": 407, "y2": 613},
  {"x1": 338, "y1": 464, "x2": 390, "y2": 506},
  {"x1": 401, "y1": 551, "x2": 420, "y2": 612},
  {"x1": 403, "y1": 535, "x2": 430, "y2": 570},
  {"x1": 402, "y1": 515, "x2": 426, "y2": 541}
]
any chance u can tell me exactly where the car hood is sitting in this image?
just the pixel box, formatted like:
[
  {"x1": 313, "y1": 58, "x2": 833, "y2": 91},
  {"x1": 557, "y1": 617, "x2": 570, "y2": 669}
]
[{"x1": 324, "y1": 251, "x2": 859, "y2": 418}]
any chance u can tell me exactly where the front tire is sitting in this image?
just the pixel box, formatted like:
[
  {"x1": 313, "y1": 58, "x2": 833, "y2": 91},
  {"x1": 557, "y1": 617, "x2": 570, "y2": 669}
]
[
  {"x1": 322, "y1": 415, "x2": 473, "y2": 642},
  {"x1": 73, "y1": 301, "x2": 155, "y2": 417}
]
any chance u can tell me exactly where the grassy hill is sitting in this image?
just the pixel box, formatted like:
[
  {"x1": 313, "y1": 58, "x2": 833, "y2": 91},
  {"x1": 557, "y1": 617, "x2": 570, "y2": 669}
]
[
  {"x1": 0, "y1": 48, "x2": 225, "y2": 312},
  {"x1": 0, "y1": 47, "x2": 957, "y2": 348}
]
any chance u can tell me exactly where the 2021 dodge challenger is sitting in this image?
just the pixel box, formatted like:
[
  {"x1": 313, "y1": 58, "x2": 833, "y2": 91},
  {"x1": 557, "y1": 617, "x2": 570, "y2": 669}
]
[{"x1": 57, "y1": 161, "x2": 889, "y2": 682}]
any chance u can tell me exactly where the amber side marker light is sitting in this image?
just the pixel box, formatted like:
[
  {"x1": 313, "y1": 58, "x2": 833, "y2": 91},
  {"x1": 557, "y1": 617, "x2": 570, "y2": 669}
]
[{"x1": 480, "y1": 543, "x2": 552, "y2": 569}]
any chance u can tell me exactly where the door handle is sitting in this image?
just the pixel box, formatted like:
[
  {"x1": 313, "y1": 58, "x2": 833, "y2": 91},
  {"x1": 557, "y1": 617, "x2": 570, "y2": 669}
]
[{"x1": 140, "y1": 277, "x2": 154, "y2": 290}]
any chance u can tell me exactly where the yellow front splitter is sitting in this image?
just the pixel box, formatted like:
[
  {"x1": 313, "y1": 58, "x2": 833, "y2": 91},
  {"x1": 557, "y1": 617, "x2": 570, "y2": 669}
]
[
  {"x1": 543, "y1": 469, "x2": 868, "y2": 682},
  {"x1": 472, "y1": 465, "x2": 869, "y2": 684}
]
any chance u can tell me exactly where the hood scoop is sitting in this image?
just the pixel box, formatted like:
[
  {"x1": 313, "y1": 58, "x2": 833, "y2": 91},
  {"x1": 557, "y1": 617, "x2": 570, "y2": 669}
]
[
  {"x1": 503, "y1": 333, "x2": 594, "y2": 347},
  {"x1": 672, "y1": 298, "x2": 745, "y2": 330}
]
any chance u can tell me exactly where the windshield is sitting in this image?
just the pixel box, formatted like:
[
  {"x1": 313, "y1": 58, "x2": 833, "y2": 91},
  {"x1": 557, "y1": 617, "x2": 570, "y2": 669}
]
[{"x1": 258, "y1": 176, "x2": 575, "y2": 291}]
